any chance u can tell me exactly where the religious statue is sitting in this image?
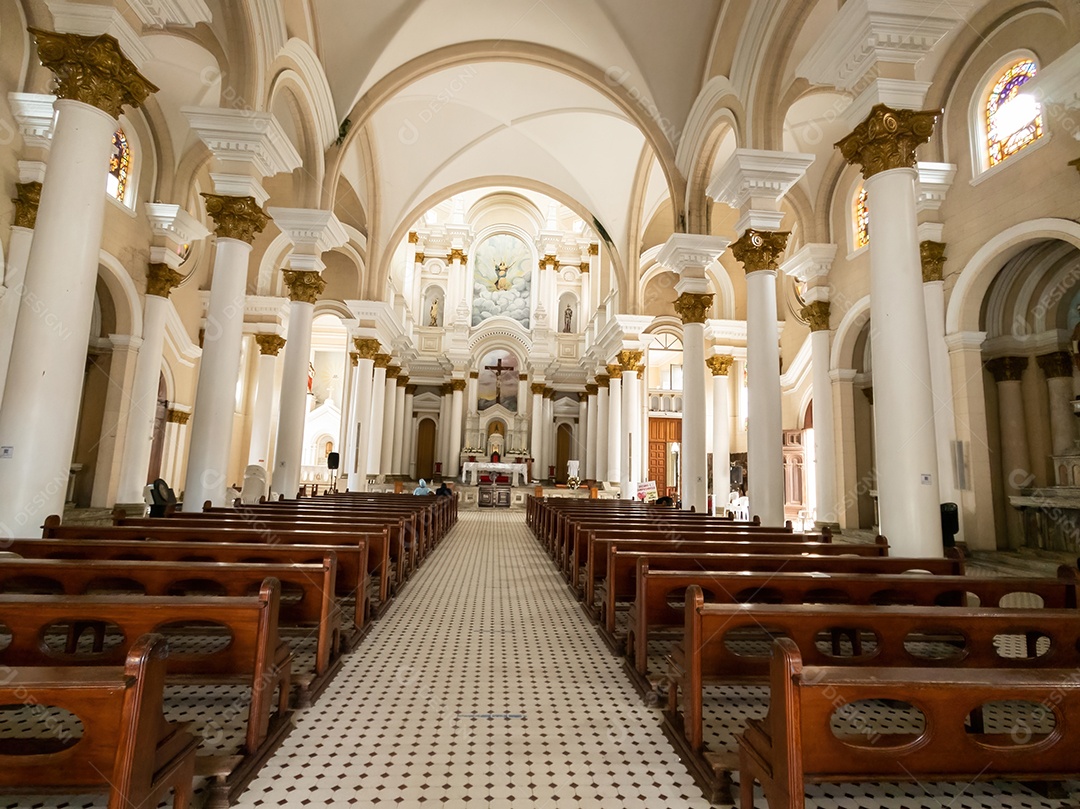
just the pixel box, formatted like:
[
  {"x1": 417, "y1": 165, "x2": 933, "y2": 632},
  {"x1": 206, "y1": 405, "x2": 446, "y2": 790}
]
[
  {"x1": 429, "y1": 297, "x2": 439, "y2": 327},
  {"x1": 563, "y1": 304, "x2": 573, "y2": 333},
  {"x1": 493, "y1": 260, "x2": 510, "y2": 291}
]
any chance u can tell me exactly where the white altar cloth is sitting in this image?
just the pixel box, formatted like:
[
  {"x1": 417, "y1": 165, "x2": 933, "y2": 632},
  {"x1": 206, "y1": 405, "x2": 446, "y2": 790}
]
[{"x1": 461, "y1": 462, "x2": 528, "y2": 487}]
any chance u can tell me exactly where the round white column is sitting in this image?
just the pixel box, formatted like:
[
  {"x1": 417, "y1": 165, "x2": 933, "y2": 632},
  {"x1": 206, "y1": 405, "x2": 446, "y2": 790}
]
[
  {"x1": 681, "y1": 322, "x2": 708, "y2": 512},
  {"x1": 348, "y1": 343, "x2": 378, "y2": 491},
  {"x1": 1038, "y1": 352, "x2": 1076, "y2": 458},
  {"x1": 380, "y1": 368, "x2": 401, "y2": 476},
  {"x1": 448, "y1": 380, "x2": 465, "y2": 477},
  {"x1": 576, "y1": 392, "x2": 588, "y2": 468},
  {"x1": 606, "y1": 368, "x2": 622, "y2": 485},
  {"x1": 987, "y1": 357, "x2": 1031, "y2": 548},
  {"x1": 117, "y1": 279, "x2": 175, "y2": 503},
  {"x1": 594, "y1": 377, "x2": 609, "y2": 482},
  {"x1": 391, "y1": 377, "x2": 407, "y2": 474},
  {"x1": 248, "y1": 335, "x2": 284, "y2": 467},
  {"x1": 437, "y1": 384, "x2": 451, "y2": 472},
  {"x1": 366, "y1": 358, "x2": 389, "y2": 475},
  {"x1": 922, "y1": 247, "x2": 960, "y2": 527},
  {"x1": 272, "y1": 278, "x2": 320, "y2": 499},
  {"x1": 341, "y1": 352, "x2": 359, "y2": 483},
  {"x1": 0, "y1": 212, "x2": 36, "y2": 409},
  {"x1": 803, "y1": 304, "x2": 840, "y2": 526},
  {"x1": 743, "y1": 266, "x2": 784, "y2": 525},
  {"x1": 403, "y1": 386, "x2": 416, "y2": 479},
  {"x1": 530, "y1": 384, "x2": 545, "y2": 477},
  {"x1": 543, "y1": 391, "x2": 555, "y2": 478},
  {"x1": 585, "y1": 386, "x2": 599, "y2": 482},
  {"x1": 618, "y1": 352, "x2": 643, "y2": 498},
  {"x1": 708, "y1": 357, "x2": 733, "y2": 515}
]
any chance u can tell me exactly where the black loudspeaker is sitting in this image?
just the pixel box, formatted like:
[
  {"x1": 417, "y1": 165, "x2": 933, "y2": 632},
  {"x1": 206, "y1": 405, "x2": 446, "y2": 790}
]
[
  {"x1": 327, "y1": 452, "x2": 340, "y2": 470},
  {"x1": 730, "y1": 464, "x2": 744, "y2": 486}
]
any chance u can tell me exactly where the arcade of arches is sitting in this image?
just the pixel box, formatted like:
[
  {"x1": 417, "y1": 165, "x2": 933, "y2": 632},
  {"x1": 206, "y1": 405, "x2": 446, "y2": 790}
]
[{"x1": 1, "y1": 1, "x2": 1080, "y2": 559}]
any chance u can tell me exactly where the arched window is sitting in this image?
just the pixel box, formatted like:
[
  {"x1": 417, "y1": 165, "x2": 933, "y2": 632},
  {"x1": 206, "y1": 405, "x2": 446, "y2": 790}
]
[
  {"x1": 106, "y1": 128, "x2": 132, "y2": 204},
  {"x1": 984, "y1": 58, "x2": 1042, "y2": 168},
  {"x1": 852, "y1": 184, "x2": 870, "y2": 250}
]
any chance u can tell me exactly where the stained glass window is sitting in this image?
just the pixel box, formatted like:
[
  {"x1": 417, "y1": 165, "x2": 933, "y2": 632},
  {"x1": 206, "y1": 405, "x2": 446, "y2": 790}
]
[
  {"x1": 986, "y1": 59, "x2": 1042, "y2": 168},
  {"x1": 106, "y1": 129, "x2": 131, "y2": 202},
  {"x1": 853, "y1": 184, "x2": 869, "y2": 250}
]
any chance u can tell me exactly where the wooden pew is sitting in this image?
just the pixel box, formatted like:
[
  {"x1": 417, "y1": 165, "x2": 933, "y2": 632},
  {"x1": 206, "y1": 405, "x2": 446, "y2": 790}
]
[
  {"x1": 664, "y1": 586, "x2": 1080, "y2": 803},
  {"x1": 0, "y1": 580, "x2": 292, "y2": 808},
  {"x1": 739, "y1": 638, "x2": 1080, "y2": 809},
  {"x1": 0, "y1": 633, "x2": 199, "y2": 809},
  {"x1": 5, "y1": 537, "x2": 369, "y2": 639},
  {"x1": 0, "y1": 557, "x2": 342, "y2": 706}
]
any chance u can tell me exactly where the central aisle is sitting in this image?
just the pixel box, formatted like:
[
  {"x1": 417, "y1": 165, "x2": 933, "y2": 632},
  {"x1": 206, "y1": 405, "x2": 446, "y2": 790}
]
[{"x1": 235, "y1": 509, "x2": 711, "y2": 808}]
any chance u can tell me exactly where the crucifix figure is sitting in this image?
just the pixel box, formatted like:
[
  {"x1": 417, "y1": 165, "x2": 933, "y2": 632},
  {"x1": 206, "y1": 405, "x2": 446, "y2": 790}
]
[{"x1": 484, "y1": 357, "x2": 512, "y2": 405}]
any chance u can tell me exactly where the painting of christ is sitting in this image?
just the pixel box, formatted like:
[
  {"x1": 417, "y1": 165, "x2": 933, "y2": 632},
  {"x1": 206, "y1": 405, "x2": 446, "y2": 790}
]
[
  {"x1": 472, "y1": 234, "x2": 531, "y2": 328},
  {"x1": 476, "y1": 350, "x2": 520, "y2": 412}
]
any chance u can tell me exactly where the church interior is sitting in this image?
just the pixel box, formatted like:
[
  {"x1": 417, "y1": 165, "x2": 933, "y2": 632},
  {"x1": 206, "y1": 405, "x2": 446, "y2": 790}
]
[{"x1": 1, "y1": 0, "x2": 1080, "y2": 807}]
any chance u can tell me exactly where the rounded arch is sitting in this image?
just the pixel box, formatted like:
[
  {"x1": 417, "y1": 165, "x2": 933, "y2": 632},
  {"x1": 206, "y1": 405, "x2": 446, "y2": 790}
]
[
  {"x1": 946, "y1": 218, "x2": 1080, "y2": 334},
  {"x1": 97, "y1": 250, "x2": 143, "y2": 338},
  {"x1": 830, "y1": 294, "x2": 871, "y2": 371},
  {"x1": 256, "y1": 232, "x2": 295, "y2": 295},
  {"x1": 312, "y1": 299, "x2": 354, "y2": 321},
  {"x1": 467, "y1": 326, "x2": 530, "y2": 367},
  {"x1": 638, "y1": 245, "x2": 736, "y2": 320},
  {"x1": 967, "y1": 48, "x2": 1044, "y2": 178}
]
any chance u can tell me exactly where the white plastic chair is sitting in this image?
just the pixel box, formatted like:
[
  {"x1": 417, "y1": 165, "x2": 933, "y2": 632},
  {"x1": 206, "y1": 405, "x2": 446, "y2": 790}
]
[{"x1": 732, "y1": 496, "x2": 750, "y2": 521}]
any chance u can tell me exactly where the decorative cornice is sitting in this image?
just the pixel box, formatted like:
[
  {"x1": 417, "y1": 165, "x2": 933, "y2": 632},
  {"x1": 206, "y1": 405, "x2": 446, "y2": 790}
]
[
  {"x1": 385, "y1": 366, "x2": 402, "y2": 380},
  {"x1": 606, "y1": 363, "x2": 623, "y2": 379},
  {"x1": 706, "y1": 355, "x2": 735, "y2": 376},
  {"x1": 166, "y1": 408, "x2": 190, "y2": 425},
  {"x1": 255, "y1": 333, "x2": 286, "y2": 356},
  {"x1": 617, "y1": 349, "x2": 644, "y2": 372},
  {"x1": 673, "y1": 292, "x2": 713, "y2": 324},
  {"x1": 836, "y1": 104, "x2": 938, "y2": 180},
  {"x1": 657, "y1": 233, "x2": 730, "y2": 274},
  {"x1": 1037, "y1": 351, "x2": 1073, "y2": 380},
  {"x1": 126, "y1": 0, "x2": 212, "y2": 28},
  {"x1": 801, "y1": 300, "x2": 831, "y2": 332},
  {"x1": 146, "y1": 262, "x2": 183, "y2": 298},
  {"x1": 12, "y1": 181, "x2": 41, "y2": 229},
  {"x1": 374, "y1": 353, "x2": 392, "y2": 369},
  {"x1": 585, "y1": 384, "x2": 599, "y2": 395},
  {"x1": 8, "y1": 94, "x2": 56, "y2": 149},
  {"x1": 28, "y1": 28, "x2": 157, "y2": 118},
  {"x1": 707, "y1": 149, "x2": 814, "y2": 209},
  {"x1": 282, "y1": 270, "x2": 326, "y2": 304},
  {"x1": 531, "y1": 383, "x2": 546, "y2": 396},
  {"x1": 731, "y1": 229, "x2": 790, "y2": 274},
  {"x1": 354, "y1": 338, "x2": 381, "y2": 359},
  {"x1": 451, "y1": 378, "x2": 467, "y2": 392},
  {"x1": 595, "y1": 374, "x2": 610, "y2": 388},
  {"x1": 985, "y1": 355, "x2": 1028, "y2": 383},
  {"x1": 448, "y1": 248, "x2": 467, "y2": 264},
  {"x1": 920, "y1": 241, "x2": 947, "y2": 283},
  {"x1": 201, "y1": 194, "x2": 269, "y2": 243}
]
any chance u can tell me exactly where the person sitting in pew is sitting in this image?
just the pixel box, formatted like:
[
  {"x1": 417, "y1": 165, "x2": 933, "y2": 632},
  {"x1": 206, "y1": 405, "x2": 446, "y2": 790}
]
[{"x1": 435, "y1": 482, "x2": 452, "y2": 497}]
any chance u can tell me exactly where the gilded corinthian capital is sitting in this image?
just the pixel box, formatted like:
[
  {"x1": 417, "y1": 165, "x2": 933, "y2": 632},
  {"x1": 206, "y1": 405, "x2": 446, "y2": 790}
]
[
  {"x1": 673, "y1": 292, "x2": 713, "y2": 324},
  {"x1": 706, "y1": 355, "x2": 734, "y2": 376},
  {"x1": 254, "y1": 334, "x2": 286, "y2": 356},
  {"x1": 920, "y1": 241, "x2": 947, "y2": 283},
  {"x1": 836, "y1": 104, "x2": 939, "y2": 180},
  {"x1": 617, "y1": 349, "x2": 643, "y2": 372},
  {"x1": 146, "y1": 262, "x2": 184, "y2": 298},
  {"x1": 12, "y1": 181, "x2": 41, "y2": 229},
  {"x1": 353, "y1": 337, "x2": 381, "y2": 359},
  {"x1": 28, "y1": 29, "x2": 158, "y2": 118},
  {"x1": 283, "y1": 270, "x2": 326, "y2": 304},
  {"x1": 801, "y1": 300, "x2": 831, "y2": 332},
  {"x1": 731, "y1": 229, "x2": 790, "y2": 274},
  {"x1": 201, "y1": 194, "x2": 270, "y2": 243}
]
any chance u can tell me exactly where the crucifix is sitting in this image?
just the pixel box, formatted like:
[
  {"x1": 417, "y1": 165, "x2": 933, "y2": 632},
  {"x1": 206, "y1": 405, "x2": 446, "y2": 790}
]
[{"x1": 484, "y1": 357, "x2": 512, "y2": 405}]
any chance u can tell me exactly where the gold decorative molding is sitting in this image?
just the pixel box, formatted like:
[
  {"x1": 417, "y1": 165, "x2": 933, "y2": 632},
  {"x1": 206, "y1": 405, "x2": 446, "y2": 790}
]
[
  {"x1": 415, "y1": 251, "x2": 426, "y2": 263},
  {"x1": 578, "y1": 392, "x2": 588, "y2": 403},
  {"x1": 588, "y1": 243, "x2": 599, "y2": 256},
  {"x1": 801, "y1": 300, "x2": 831, "y2": 332},
  {"x1": 408, "y1": 231, "x2": 419, "y2": 244},
  {"x1": 254, "y1": 333, "x2": 286, "y2": 356},
  {"x1": 706, "y1": 355, "x2": 735, "y2": 376},
  {"x1": 146, "y1": 262, "x2": 183, "y2": 298},
  {"x1": 201, "y1": 194, "x2": 269, "y2": 244},
  {"x1": 617, "y1": 349, "x2": 643, "y2": 372},
  {"x1": 673, "y1": 292, "x2": 713, "y2": 324},
  {"x1": 579, "y1": 262, "x2": 590, "y2": 273},
  {"x1": 28, "y1": 28, "x2": 157, "y2": 118},
  {"x1": 282, "y1": 270, "x2": 326, "y2": 304},
  {"x1": 920, "y1": 241, "x2": 947, "y2": 283},
  {"x1": 836, "y1": 103, "x2": 939, "y2": 180},
  {"x1": 635, "y1": 364, "x2": 645, "y2": 379},
  {"x1": 354, "y1": 337, "x2": 381, "y2": 359},
  {"x1": 531, "y1": 383, "x2": 546, "y2": 396},
  {"x1": 469, "y1": 370, "x2": 479, "y2": 379},
  {"x1": 385, "y1": 365, "x2": 401, "y2": 380},
  {"x1": 349, "y1": 352, "x2": 358, "y2": 367},
  {"x1": 448, "y1": 248, "x2": 467, "y2": 264},
  {"x1": 451, "y1": 378, "x2": 467, "y2": 392},
  {"x1": 519, "y1": 373, "x2": 528, "y2": 382},
  {"x1": 606, "y1": 363, "x2": 623, "y2": 379},
  {"x1": 595, "y1": 374, "x2": 609, "y2": 388},
  {"x1": 585, "y1": 384, "x2": 598, "y2": 395},
  {"x1": 405, "y1": 384, "x2": 417, "y2": 395},
  {"x1": 166, "y1": 408, "x2": 190, "y2": 425},
  {"x1": 440, "y1": 382, "x2": 453, "y2": 395},
  {"x1": 545, "y1": 387, "x2": 555, "y2": 398},
  {"x1": 1036, "y1": 351, "x2": 1073, "y2": 380},
  {"x1": 731, "y1": 229, "x2": 790, "y2": 274},
  {"x1": 539, "y1": 253, "x2": 558, "y2": 270},
  {"x1": 12, "y1": 181, "x2": 41, "y2": 229},
  {"x1": 985, "y1": 355, "x2": 1028, "y2": 383},
  {"x1": 374, "y1": 353, "x2": 392, "y2": 368},
  {"x1": 397, "y1": 375, "x2": 410, "y2": 387}
]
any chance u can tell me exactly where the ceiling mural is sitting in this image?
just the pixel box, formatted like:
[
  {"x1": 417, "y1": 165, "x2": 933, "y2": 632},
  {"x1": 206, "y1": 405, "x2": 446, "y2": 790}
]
[{"x1": 471, "y1": 234, "x2": 531, "y2": 329}]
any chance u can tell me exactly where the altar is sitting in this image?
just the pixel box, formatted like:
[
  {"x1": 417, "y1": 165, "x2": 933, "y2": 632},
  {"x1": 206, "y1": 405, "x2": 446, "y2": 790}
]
[{"x1": 460, "y1": 462, "x2": 528, "y2": 487}]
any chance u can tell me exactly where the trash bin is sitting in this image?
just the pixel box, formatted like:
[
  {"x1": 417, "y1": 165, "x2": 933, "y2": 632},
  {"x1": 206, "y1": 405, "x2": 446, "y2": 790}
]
[{"x1": 940, "y1": 502, "x2": 959, "y2": 548}]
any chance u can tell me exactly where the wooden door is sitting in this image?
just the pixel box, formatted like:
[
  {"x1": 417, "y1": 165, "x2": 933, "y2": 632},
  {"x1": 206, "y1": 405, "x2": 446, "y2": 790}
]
[
  {"x1": 648, "y1": 418, "x2": 682, "y2": 497},
  {"x1": 555, "y1": 424, "x2": 572, "y2": 483},
  {"x1": 649, "y1": 441, "x2": 667, "y2": 494},
  {"x1": 415, "y1": 418, "x2": 436, "y2": 481}
]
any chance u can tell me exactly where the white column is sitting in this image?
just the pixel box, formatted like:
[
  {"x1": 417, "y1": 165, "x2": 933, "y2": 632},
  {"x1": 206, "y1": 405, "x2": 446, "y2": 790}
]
[
  {"x1": 437, "y1": 384, "x2": 451, "y2": 473},
  {"x1": 1038, "y1": 352, "x2": 1077, "y2": 458},
  {"x1": 380, "y1": 367, "x2": 401, "y2": 475},
  {"x1": 681, "y1": 321, "x2": 708, "y2": 512},
  {"x1": 530, "y1": 383, "x2": 545, "y2": 476},
  {"x1": 391, "y1": 375, "x2": 407, "y2": 474},
  {"x1": 585, "y1": 385, "x2": 599, "y2": 482},
  {"x1": 618, "y1": 352, "x2": 643, "y2": 498},
  {"x1": 403, "y1": 385, "x2": 416, "y2": 478},
  {"x1": 366, "y1": 357, "x2": 389, "y2": 475},
  {"x1": 117, "y1": 272, "x2": 178, "y2": 503},
  {"x1": 0, "y1": 191, "x2": 37, "y2": 409},
  {"x1": 802, "y1": 304, "x2": 840, "y2": 526},
  {"x1": 341, "y1": 351, "x2": 359, "y2": 483},
  {"x1": 248, "y1": 335, "x2": 284, "y2": 466},
  {"x1": 348, "y1": 340, "x2": 379, "y2": 490},
  {"x1": 163, "y1": 407, "x2": 191, "y2": 489},
  {"x1": 987, "y1": 357, "x2": 1031, "y2": 548},
  {"x1": 0, "y1": 66, "x2": 153, "y2": 531},
  {"x1": 595, "y1": 377, "x2": 609, "y2": 482},
  {"x1": 576, "y1": 392, "x2": 588, "y2": 467},
  {"x1": 708, "y1": 356, "x2": 733, "y2": 515},
  {"x1": 448, "y1": 379, "x2": 465, "y2": 477},
  {"x1": 543, "y1": 391, "x2": 555, "y2": 478},
  {"x1": 91, "y1": 335, "x2": 143, "y2": 507},
  {"x1": 607, "y1": 367, "x2": 622, "y2": 484}
]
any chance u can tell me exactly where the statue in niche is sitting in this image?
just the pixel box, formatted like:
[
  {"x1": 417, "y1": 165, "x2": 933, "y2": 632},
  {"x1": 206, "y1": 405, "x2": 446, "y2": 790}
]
[
  {"x1": 563, "y1": 304, "x2": 573, "y2": 333},
  {"x1": 429, "y1": 297, "x2": 439, "y2": 327}
]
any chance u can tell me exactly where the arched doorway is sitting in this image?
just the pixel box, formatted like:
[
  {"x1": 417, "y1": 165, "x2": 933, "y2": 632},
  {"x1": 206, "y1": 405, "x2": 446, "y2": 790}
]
[{"x1": 415, "y1": 418, "x2": 437, "y2": 481}]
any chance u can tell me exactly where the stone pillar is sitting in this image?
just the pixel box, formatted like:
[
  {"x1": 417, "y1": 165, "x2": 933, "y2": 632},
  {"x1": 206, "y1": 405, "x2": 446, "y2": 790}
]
[
  {"x1": 403, "y1": 384, "x2": 416, "y2": 479},
  {"x1": 801, "y1": 301, "x2": 840, "y2": 527},
  {"x1": 618, "y1": 350, "x2": 644, "y2": 498},
  {"x1": 0, "y1": 181, "x2": 40, "y2": 408},
  {"x1": 594, "y1": 375, "x2": 609, "y2": 483},
  {"x1": 467, "y1": 371, "x2": 479, "y2": 415},
  {"x1": 530, "y1": 383, "x2": 545, "y2": 475},
  {"x1": 380, "y1": 366, "x2": 401, "y2": 475},
  {"x1": 0, "y1": 31, "x2": 157, "y2": 533},
  {"x1": 91, "y1": 335, "x2": 143, "y2": 507},
  {"x1": 341, "y1": 351, "x2": 359, "y2": 483},
  {"x1": 674, "y1": 295, "x2": 711, "y2": 512},
  {"x1": 606, "y1": 365, "x2": 623, "y2": 485},
  {"x1": 271, "y1": 271, "x2": 325, "y2": 499},
  {"x1": 576, "y1": 393, "x2": 588, "y2": 468},
  {"x1": 367, "y1": 355, "x2": 389, "y2": 475},
  {"x1": 543, "y1": 389, "x2": 556, "y2": 478},
  {"x1": 986, "y1": 356, "x2": 1031, "y2": 549},
  {"x1": 585, "y1": 384, "x2": 599, "y2": 481},
  {"x1": 1037, "y1": 351, "x2": 1076, "y2": 457},
  {"x1": 437, "y1": 383, "x2": 452, "y2": 471},
  {"x1": 707, "y1": 356, "x2": 734, "y2": 515},
  {"x1": 448, "y1": 379, "x2": 466, "y2": 477},
  {"x1": 391, "y1": 375, "x2": 408, "y2": 475},
  {"x1": 348, "y1": 339, "x2": 380, "y2": 490},
  {"x1": 163, "y1": 407, "x2": 191, "y2": 489},
  {"x1": 837, "y1": 105, "x2": 942, "y2": 556},
  {"x1": 248, "y1": 334, "x2": 285, "y2": 467}
]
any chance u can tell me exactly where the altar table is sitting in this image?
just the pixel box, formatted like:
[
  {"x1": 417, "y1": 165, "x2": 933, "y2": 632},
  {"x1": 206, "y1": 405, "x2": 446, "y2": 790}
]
[{"x1": 461, "y1": 462, "x2": 529, "y2": 487}]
